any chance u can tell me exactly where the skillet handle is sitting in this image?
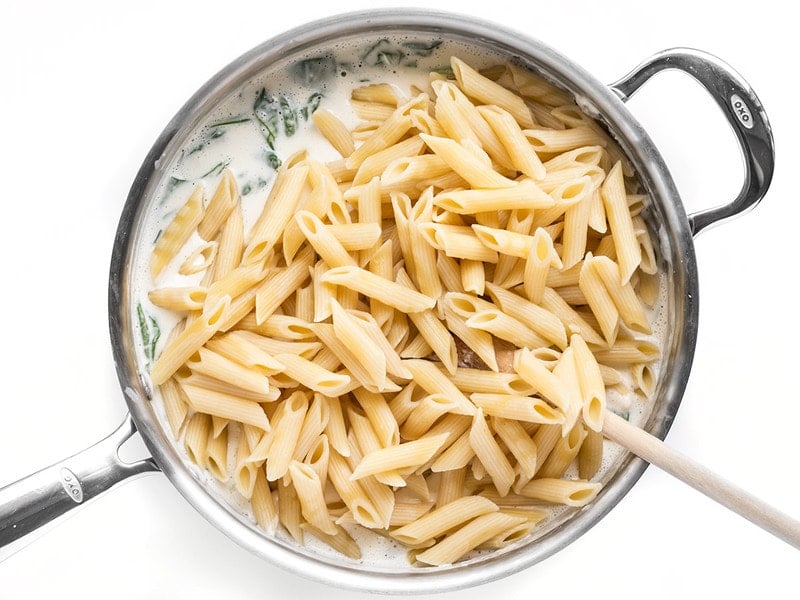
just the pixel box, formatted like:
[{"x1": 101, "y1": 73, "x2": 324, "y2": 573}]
[
  {"x1": 0, "y1": 414, "x2": 159, "y2": 562},
  {"x1": 610, "y1": 48, "x2": 775, "y2": 236}
]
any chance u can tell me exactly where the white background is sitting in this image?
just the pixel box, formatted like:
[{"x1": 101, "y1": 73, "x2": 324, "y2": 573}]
[{"x1": 0, "y1": 1, "x2": 796, "y2": 598}]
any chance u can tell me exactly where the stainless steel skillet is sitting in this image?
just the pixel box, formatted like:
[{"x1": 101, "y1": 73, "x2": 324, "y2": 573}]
[{"x1": 0, "y1": 8, "x2": 774, "y2": 594}]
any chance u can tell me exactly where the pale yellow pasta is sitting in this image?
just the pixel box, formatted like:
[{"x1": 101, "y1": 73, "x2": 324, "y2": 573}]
[
  {"x1": 469, "y1": 393, "x2": 563, "y2": 425},
  {"x1": 251, "y1": 464, "x2": 278, "y2": 533},
  {"x1": 347, "y1": 309, "x2": 411, "y2": 380},
  {"x1": 415, "y1": 512, "x2": 527, "y2": 566},
  {"x1": 260, "y1": 390, "x2": 308, "y2": 480},
  {"x1": 579, "y1": 254, "x2": 619, "y2": 345},
  {"x1": 150, "y1": 185, "x2": 205, "y2": 279},
  {"x1": 312, "y1": 323, "x2": 400, "y2": 394},
  {"x1": 590, "y1": 254, "x2": 651, "y2": 334},
  {"x1": 205, "y1": 260, "x2": 270, "y2": 309},
  {"x1": 512, "y1": 348, "x2": 569, "y2": 412},
  {"x1": 180, "y1": 383, "x2": 270, "y2": 431},
  {"x1": 345, "y1": 94, "x2": 424, "y2": 169},
  {"x1": 391, "y1": 496, "x2": 498, "y2": 546},
  {"x1": 471, "y1": 225, "x2": 537, "y2": 259},
  {"x1": 158, "y1": 377, "x2": 189, "y2": 437},
  {"x1": 146, "y1": 55, "x2": 666, "y2": 564},
  {"x1": 460, "y1": 258, "x2": 486, "y2": 296},
  {"x1": 205, "y1": 425, "x2": 229, "y2": 482},
  {"x1": 353, "y1": 135, "x2": 426, "y2": 186},
  {"x1": 540, "y1": 286, "x2": 605, "y2": 346},
  {"x1": 151, "y1": 296, "x2": 230, "y2": 385},
  {"x1": 570, "y1": 333, "x2": 606, "y2": 432},
  {"x1": 602, "y1": 161, "x2": 641, "y2": 284},
  {"x1": 451, "y1": 57, "x2": 534, "y2": 128},
  {"x1": 403, "y1": 355, "x2": 478, "y2": 415},
  {"x1": 277, "y1": 479, "x2": 304, "y2": 543},
  {"x1": 430, "y1": 429, "x2": 474, "y2": 473},
  {"x1": 148, "y1": 286, "x2": 207, "y2": 312},
  {"x1": 273, "y1": 352, "x2": 351, "y2": 396},
  {"x1": 312, "y1": 107, "x2": 355, "y2": 157},
  {"x1": 578, "y1": 427, "x2": 604, "y2": 480},
  {"x1": 242, "y1": 163, "x2": 309, "y2": 265},
  {"x1": 324, "y1": 396, "x2": 350, "y2": 458},
  {"x1": 186, "y1": 346, "x2": 271, "y2": 396},
  {"x1": 350, "y1": 433, "x2": 449, "y2": 481},
  {"x1": 183, "y1": 411, "x2": 211, "y2": 468},
  {"x1": 400, "y1": 394, "x2": 462, "y2": 440},
  {"x1": 478, "y1": 104, "x2": 546, "y2": 180},
  {"x1": 351, "y1": 387, "x2": 401, "y2": 450},
  {"x1": 253, "y1": 246, "x2": 315, "y2": 324},
  {"x1": 518, "y1": 478, "x2": 601, "y2": 507},
  {"x1": 233, "y1": 434, "x2": 258, "y2": 499},
  {"x1": 295, "y1": 210, "x2": 357, "y2": 268},
  {"x1": 320, "y1": 265, "x2": 435, "y2": 313},
  {"x1": 466, "y1": 307, "x2": 548, "y2": 349},
  {"x1": 198, "y1": 168, "x2": 238, "y2": 241},
  {"x1": 489, "y1": 284, "x2": 567, "y2": 349},
  {"x1": 443, "y1": 302, "x2": 499, "y2": 372},
  {"x1": 395, "y1": 270, "x2": 459, "y2": 374},
  {"x1": 632, "y1": 362, "x2": 657, "y2": 398},
  {"x1": 176, "y1": 369, "x2": 278, "y2": 403},
  {"x1": 492, "y1": 417, "x2": 538, "y2": 479},
  {"x1": 468, "y1": 410, "x2": 513, "y2": 496},
  {"x1": 381, "y1": 154, "x2": 451, "y2": 188},
  {"x1": 536, "y1": 424, "x2": 587, "y2": 479},
  {"x1": 434, "y1": 180, "x2": 552, "y2": 215},
  {"x1": 523, "y1": 126, "x2": 606, "y2": 153},
  {"x1": 419, "y1": 223, "x2": 499, "y2": 263},
  {"x1": 446, "y1": 367, "x2": 536, "y2": 396},
  {"x1": 178, "y1": 240, "x2": 217, "y2": 276},
  {"x1": 419, "y1": 133, "x2": 516, "y2": 189},
  {"x1": 209, "y1": 200, "x2": 244, "y2": 282},
  {"x1": 289, "y1": 461, "x2": 337, "y2": 535}
]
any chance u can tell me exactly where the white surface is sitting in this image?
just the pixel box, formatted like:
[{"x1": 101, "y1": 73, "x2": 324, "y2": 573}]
[{"x1": 0, "y1": 1, "x2": 795, "y2": 597}]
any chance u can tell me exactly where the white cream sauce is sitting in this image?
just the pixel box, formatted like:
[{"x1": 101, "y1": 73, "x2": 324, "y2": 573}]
[{"x1": 129, "y1": 32, "x2": 669, "y2": 569}]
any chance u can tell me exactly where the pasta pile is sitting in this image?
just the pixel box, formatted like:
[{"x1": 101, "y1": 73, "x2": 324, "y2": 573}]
[{"x1": 146, "y1": 56, "x2": 661, "y2": 566}]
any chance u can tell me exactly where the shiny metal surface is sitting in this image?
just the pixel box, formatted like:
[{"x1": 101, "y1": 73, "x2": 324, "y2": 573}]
[
  {"x1": 0, "y1": 415, "x2": 158, "y2": 561},
  {"x1": 609, "y1": 48, "x2": 774, "y2": 235},
  {"x1": 0, "y1": 8, "x2": 775, "y2": 593}
]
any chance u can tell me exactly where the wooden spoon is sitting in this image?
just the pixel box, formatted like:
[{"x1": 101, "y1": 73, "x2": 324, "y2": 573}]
[{"x1": 603, "y1": 410, "x2": 800, "y2": 549}]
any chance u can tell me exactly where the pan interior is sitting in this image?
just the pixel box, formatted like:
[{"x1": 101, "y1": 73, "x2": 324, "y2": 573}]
[{"x1": 112, "y1": 11, "x2": 693, "y2": 592}]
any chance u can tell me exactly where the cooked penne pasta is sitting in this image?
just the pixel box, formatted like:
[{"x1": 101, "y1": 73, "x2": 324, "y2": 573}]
[{"x1": 145, "y1": 54, "x2": 665, "y2": 566}]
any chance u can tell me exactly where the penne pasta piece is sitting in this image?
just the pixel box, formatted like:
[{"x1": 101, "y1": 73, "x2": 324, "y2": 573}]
[
  {"x1": 451, "y1": 57, "x2": 534, "y2": 128},
  {"x1": 251, "y1": 464, "x2": 278, "y2": 533},
  {"x1": 470, "y1": 393, "x2": 564, "y2": 425},
  {"x1": 180, "y1": 383, "x2": 270, "y2": 431},
  {"x1": 419, "y1": 133, "x2": 516, "y2": 189},
  {"x1": 469, "y1": 408, "x2": 515, "y2": 496},
  {"x1": 433, "y1": 180, "x2": 553, "y2": 214},
  {"x1": 518, "y1": 478, "x2": 601, "y2": 507},
  {"x1": 148, "y1": 286, "x2": 207, "y2": 312},
  {"x1": 415, "y1": 512, "x2": 527, "y2": 566},
  {"x1": 273, "y1": 352, "x2": 351, "y2": 396},
  {"x1": 350, "y1": 434, "x2": 449, "y2": 481},
  {"x1": 579, "y1": 254, "x2": 619, "y2": 346},
  {"x1": 601, "y1": 161, "x2": 641, "y2": 284},
  {"x1": 289, "y1": 461, "x2": 337, "y2": 535},
  {"x1": 312, "y1": 107, "x2": 355, "y2": 157},
  {"x1": 478, "y1": 104, "x2": 546, "y2": 180},
  {"x1": 151, "y1": 185, "x2": 205, "y2": 278},
  {"x1": 151, "y1": 296, "x2": 230, "y2": 385},
  {"x1": 320, "y1": 265, "x2": 435, "y2": 313},
  {"x1": 242, "y1": 163, "x2": 309, "y2": 265},
  {"x1": 198, "y1": 168, "x2": 238, "y2": 241}
]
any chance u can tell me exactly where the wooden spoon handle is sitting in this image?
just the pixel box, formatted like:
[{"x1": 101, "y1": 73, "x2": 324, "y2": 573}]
[{"x1": 602, "y1": 410, "x2": 800, "y2": 549}]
